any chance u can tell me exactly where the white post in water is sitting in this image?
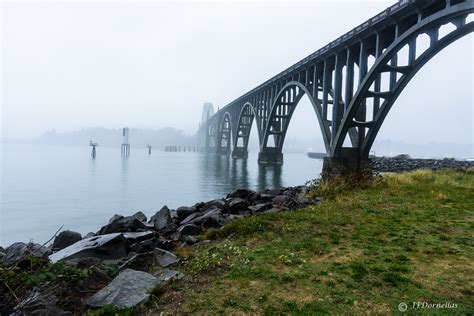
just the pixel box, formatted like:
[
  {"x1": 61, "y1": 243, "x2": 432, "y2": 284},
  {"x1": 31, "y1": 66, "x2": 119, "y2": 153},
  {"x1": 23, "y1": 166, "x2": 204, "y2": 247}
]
[{"x1": 121, "y1": 127, "x2": 130, "y2": 157}]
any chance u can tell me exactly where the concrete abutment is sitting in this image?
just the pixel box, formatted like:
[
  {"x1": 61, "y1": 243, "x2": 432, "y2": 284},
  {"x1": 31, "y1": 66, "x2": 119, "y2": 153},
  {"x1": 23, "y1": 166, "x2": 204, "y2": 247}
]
[{"x1": 322, "y1": 148, "x2": 371, "y2": 179}]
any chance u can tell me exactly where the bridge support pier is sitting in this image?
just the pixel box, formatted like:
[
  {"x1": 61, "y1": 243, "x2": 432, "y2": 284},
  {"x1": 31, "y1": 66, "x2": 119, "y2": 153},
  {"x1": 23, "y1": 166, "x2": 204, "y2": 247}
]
[
  {"x1": 258, "y1": 148, "x2": 283, "y2": 164},
  {"x1": 231, "y1": 147, "x2": 248, "y2": 159},
  {"x1": 322, "y1": 148, "x2": 370, "y2": 179}
]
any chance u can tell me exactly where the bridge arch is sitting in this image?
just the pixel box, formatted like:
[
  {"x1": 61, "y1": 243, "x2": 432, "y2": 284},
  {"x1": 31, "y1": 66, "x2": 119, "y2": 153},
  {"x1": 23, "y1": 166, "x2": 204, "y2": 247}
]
[
  {"x1": 217, "y1": 112, "x2": 233, "y2": 155},
  {"x1": 333, "y1": 3, "x2": 474, "y2": 158},
  {"x1": 258, "y1": 81, "x2": 331, "y2": 163},
  {"x1": 232, "y1": 102, "x2": 258, "y2": 159}
]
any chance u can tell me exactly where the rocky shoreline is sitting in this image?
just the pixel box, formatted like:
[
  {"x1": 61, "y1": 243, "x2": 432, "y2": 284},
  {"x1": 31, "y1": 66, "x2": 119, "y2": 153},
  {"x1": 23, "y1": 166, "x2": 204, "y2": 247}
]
[
  {"x1": 0, "y1": 186, "x2": 316, "y2": 314},
  {"x1": 1, "y1": 158, "x2": 473, "y2": 314},
  {"x1": 371, "y1": 155, "x2": 474, "y2": 173}
]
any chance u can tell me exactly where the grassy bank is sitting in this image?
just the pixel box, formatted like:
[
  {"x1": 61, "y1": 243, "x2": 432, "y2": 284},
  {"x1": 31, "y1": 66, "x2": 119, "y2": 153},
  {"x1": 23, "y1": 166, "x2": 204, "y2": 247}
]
[{"x1": 153, "y1": 169, "x2": 473, "y2": 314}]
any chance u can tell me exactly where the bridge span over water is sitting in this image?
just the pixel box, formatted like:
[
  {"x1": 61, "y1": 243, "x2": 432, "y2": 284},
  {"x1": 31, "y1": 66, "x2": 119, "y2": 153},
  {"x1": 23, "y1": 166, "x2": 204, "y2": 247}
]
[{"x1": 197, "y1": 0, "x2": 473, "y2": 174}]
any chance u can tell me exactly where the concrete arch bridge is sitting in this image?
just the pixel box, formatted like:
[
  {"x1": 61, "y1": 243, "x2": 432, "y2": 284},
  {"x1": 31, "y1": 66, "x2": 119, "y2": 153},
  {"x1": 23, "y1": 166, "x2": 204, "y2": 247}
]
[{"x1": 197, "y1": 0, "x2": 473, "y2": 174}]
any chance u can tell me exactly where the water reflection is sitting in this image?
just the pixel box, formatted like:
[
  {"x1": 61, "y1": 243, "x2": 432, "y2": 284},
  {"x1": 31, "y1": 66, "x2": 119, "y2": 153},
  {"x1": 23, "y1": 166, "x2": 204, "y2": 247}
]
[
  {"x1": 257, "y1": 164, "x2": 282, "y2": 191},
  {"x1": 120, "y1": 157, "x2": 129, "y2": 207},
  {"x1": 199, "y1": 154, "x2": 283, "y2": 195},
  {"x1": 88, "y1": 156, "x2": 96, "y2": 176},
  {"x1": 230, "y1": 159, "x2": 249, "y2": 189}
]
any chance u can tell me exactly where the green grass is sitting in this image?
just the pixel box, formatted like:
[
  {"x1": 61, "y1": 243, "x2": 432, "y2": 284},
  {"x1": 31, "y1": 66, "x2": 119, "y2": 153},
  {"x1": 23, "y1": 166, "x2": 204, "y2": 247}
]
[{"x1": 153, "y1": 169, "x2": 474, "y2": 314}]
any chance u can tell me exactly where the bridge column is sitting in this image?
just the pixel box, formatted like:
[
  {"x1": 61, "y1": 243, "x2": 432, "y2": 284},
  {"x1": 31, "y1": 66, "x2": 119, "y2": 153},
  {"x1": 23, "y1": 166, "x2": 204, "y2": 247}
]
[
  {"x1": 231, "y1": 147, "x2": 248, "y2": 159},
  {"x1": 258, "y1": 148, "x2": 283, "y2": 164},
  {"x1": 322, "y1": 148, "x2": 370, "y2": 179}
]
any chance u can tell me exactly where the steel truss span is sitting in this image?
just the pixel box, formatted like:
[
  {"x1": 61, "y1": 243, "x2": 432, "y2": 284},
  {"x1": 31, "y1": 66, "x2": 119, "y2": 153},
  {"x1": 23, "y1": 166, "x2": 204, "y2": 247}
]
[{"x1": 198, "y1": 0, "x2": 473, "y2": 169}]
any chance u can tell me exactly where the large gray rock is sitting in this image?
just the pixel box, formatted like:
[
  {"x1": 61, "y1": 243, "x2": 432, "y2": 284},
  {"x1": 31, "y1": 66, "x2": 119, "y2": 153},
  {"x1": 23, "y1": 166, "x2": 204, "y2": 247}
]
[
  {"x1": 176, "y1": 206, "x2": 197, "y2": 220},
  {"x1": 203, "y1": 199, "x2": 226, "y2": 211},
  {"x1": 49, "y1": 233, "x2": 129, "y2": 263},
  {"x1": 193, "y1": 201, "x2": 206, "y2": 210},
  {"x1": 87, "y1": 269, "x2": 160, "y2": 308},
  {"x1": 192, "y1": 207, "x2": 223, "y2": 228},
  {"x1": 122, "y1": 231, "x2": 155, "y2": 244},
  {"x1": 52, "y1": 230, "x2": 82, "y2": 251},
  {"x1": 265, "y1": 188, "x2": 282, "y2": 196},
  {"x1": 227, "y1": 188, "x2": 254, "y2": 199},
  {"x1": 152, "y1": 248, "x2": 179, "y2": 267},
  {"x1": 118, "y1": 248, "x2": 179, "y2": 271},
  {"x1": 132, "y1": 211, "x2": 147, "y2": 223},
  {"x1": 257, "y1": 193, "x2": 274, "y2": 202},
  {"x1": 2, "y1": 242, "x2": 50, "y2": 266},
  {"x1": 177, "y1": 224, "x2": 202, "y2": 236},
  {"x1": 248, "y1": 203, "x2": 272, "y2": 213},
  {"x1": 180, "y1": 212, "x2": 202, "y2": 225},
  {"x1": 272, "y1": 195, "x2": 295, "y2": 208},
  {"x1": 99, "y1": 215, "x2": 148, "y2": 234},
  {"x1": 227, "y1": 198, "x2": 250, "y2": 214},
  {"x1": 108, "y1": 214, "x2": 123, "y2": 224},
  {"x1": 84, "y1": 232, "x2": 96, "y2": 239},
  {"x1": 151, "y1": 206, "x2": 175, "y2": 232},
  {"x1": 129, "y1": 239, "x2": 155, "y2": 253},
  {"x1": 118, "y1": 252, "x2": 155, "y2": 272}
]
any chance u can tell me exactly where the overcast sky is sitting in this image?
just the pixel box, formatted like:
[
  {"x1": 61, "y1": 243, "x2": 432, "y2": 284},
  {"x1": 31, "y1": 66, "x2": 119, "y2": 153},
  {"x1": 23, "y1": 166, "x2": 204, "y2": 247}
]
[{"x1": 1, "y1": 0, "x2": 473, "y2": 147}]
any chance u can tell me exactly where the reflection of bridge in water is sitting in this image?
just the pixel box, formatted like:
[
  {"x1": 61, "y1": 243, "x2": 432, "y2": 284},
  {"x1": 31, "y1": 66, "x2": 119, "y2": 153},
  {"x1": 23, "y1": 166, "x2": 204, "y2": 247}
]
[
  {"x1": 199, "y1": 155, "x2": 283, "y2": 193},
  {"x1": 197, "y1": 0, "x2": 473, "y2": 175}
]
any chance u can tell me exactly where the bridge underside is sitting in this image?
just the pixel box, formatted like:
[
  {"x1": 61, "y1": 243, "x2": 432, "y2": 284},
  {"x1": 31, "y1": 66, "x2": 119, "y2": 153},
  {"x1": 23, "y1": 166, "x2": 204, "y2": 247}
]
[{"x1": 196, "y1": 0, "x2": 473, "y2": 177}]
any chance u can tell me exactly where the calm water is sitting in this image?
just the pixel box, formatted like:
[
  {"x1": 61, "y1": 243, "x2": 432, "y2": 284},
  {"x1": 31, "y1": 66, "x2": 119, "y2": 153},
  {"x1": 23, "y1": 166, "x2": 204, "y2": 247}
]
[{"x1": 1, "y1": 143, "x2": 323, "y2": 247}]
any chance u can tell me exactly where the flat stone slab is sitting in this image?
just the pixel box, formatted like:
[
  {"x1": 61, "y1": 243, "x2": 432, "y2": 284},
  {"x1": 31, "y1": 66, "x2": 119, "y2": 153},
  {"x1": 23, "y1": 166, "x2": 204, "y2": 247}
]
[
  {"x1": 118, "y1": 248, "x2": 179, "y2": 272},
  {"x1": 49, "y1": 233, "x2": 129, "y2": 263},
  {"x1": 87, "y1": 269, "x2": 159, "y2": 308},
  {"x1": 153, "y1": 248, "x2": 179, "y2": 267},
  {"x1": 122, "y1": 231, "x2": 155, "y2": 243}
]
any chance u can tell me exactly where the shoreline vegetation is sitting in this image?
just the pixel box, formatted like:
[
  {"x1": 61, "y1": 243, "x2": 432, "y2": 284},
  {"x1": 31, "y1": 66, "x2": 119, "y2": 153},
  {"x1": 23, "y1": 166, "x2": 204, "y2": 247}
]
[{"x1": 1, "y1": 159, "x2": 473, "y2": 315}]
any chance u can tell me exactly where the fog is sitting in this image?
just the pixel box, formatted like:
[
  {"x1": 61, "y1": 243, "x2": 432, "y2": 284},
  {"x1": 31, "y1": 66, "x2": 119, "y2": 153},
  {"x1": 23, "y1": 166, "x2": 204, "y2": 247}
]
[{"x1": 1, "y1": 0, "x2": 473, "y2": 155}]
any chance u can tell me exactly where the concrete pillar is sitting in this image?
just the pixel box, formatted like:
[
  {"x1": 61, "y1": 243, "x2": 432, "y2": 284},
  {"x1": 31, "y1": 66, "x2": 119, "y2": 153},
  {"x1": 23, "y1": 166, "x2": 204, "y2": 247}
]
[
  {"x1": 322, "y1": 148, "x2": 370, "y2": 179},
  {"x1": 258, "y1": 147, "x2": 283, "y2": 164}
]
